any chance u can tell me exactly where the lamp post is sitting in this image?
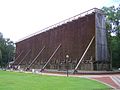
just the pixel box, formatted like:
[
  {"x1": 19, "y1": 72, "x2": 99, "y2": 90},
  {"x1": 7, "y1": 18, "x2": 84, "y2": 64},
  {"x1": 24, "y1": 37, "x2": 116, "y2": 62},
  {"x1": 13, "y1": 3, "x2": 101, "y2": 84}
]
[{"x1": 66, "y1": 55, "x2": 69, "y2": 77}]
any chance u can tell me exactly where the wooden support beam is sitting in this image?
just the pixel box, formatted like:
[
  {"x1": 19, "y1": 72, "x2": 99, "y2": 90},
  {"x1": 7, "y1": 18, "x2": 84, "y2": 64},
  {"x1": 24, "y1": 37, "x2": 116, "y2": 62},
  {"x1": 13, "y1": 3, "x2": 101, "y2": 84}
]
[
  {"x1": 25, "y1": 46, "x2": 45, "y2": 70},
  {"x1": 41, "y1": 44, "x2": 61, "y2": 72},
  {"x1": 73, "y1": 36, "x2": 95, "y2": 73},
  {"x1": 13, "y1": 50, "x2": 23, "y2": 65},
  {"x1": 16, "y1": 49, "x2": 31, "y2": 67}
]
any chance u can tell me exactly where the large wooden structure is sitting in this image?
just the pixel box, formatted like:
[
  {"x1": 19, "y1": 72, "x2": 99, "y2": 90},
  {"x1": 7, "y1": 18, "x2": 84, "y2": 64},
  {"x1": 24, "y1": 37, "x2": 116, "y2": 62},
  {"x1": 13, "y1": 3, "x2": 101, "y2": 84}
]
[{"x1": 14, "y1": 8, "x2": 110, "y2": 72}]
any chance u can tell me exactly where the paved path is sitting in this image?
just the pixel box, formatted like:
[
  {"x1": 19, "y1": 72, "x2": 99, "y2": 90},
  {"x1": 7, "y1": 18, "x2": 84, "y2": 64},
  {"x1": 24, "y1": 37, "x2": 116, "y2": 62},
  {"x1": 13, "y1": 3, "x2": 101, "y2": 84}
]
[
  {"x1": 91, "y1": 76, "x2": 120, "y2": 89},
  {"x1": 111, "y1": 76, "x2": 120, "y2": 88}
]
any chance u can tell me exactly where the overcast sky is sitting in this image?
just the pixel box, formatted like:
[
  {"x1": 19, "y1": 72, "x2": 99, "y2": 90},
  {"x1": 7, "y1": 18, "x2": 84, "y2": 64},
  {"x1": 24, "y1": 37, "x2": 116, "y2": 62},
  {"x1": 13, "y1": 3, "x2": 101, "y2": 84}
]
[{"x1": 0, "y1": 0, "x2": 120, "y2": 42}]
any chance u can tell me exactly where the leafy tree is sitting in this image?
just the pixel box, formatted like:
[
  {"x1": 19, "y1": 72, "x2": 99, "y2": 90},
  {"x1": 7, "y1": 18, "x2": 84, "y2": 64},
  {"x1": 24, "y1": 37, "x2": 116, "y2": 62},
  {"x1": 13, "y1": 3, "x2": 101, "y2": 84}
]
[
  {"x1": 102, "y1": 5, "x2": 120, "y2": 68},
  {"x1": 0, "y1": 32, "x2": 15, "y2": 68},
  {"x1": 0, "y1": 49, "x2": 2, "y2": 63}
]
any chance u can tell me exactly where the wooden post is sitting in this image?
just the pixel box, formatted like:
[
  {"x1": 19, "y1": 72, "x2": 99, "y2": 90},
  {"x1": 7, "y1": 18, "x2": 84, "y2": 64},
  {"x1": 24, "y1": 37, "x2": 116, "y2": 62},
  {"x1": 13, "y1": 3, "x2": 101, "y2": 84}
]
[
  {"x1": 73, "y1": 36, "x2": 95, "y2": 73},
  {"x1": 41, "y1": 44, "x2": 61, "y2": 72},
  {"x1": 17, "y1": 49, "x2": 31, "y2": 67},
  {"x1": 25, "y1": 46, "x2": 45, "y2": 71}
]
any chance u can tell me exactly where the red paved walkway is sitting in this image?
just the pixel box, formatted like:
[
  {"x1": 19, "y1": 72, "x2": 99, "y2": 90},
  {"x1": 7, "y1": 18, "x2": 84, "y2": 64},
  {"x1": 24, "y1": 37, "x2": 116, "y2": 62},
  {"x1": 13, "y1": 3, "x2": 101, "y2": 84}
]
[{"x1": 92, "y1": 76, "x2": 120, "y2": 89}]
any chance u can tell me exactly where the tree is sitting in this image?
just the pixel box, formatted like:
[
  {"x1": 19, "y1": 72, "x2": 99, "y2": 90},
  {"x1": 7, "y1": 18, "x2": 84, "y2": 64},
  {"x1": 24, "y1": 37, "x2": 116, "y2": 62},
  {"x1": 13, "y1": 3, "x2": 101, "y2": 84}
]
[
  {"x1": 0, "y1": 32, "x2": 15, "y2": 68},
  {"x1": 0, "y1": 49, "x2": 2, "y2": 64},
  {"x1": 102, "y1": 5, "x2": 120, "y2": 68}
]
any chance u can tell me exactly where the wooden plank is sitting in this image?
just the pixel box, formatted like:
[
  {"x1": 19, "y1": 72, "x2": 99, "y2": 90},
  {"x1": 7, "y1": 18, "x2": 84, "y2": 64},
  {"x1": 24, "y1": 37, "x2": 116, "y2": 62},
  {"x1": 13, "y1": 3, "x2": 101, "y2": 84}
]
[
  {"x1": 73, "y1": 36, "x2": 95, "y2": 73},
  {"x1": 41, "y1": 44, "x2": 61, "y2": 72},
  {"x1": 25, "y1": 46, "x2": 45, "y2": 70}
]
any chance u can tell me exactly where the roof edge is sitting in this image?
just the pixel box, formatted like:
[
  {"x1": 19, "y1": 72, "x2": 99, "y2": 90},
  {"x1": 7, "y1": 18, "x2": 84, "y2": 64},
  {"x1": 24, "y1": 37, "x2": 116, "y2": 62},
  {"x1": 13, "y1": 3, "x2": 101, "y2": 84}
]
[{"x1": 16, "y1": 8, "x2": 103, "y2": 43}]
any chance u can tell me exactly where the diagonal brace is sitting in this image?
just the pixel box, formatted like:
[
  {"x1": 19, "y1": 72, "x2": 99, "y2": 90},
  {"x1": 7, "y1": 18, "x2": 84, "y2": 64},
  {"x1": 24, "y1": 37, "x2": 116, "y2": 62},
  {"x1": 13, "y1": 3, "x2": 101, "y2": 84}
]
[
  {"x1": 13, "y1": 50, "x2": 23, "y2": 65},
  {"x1": 41, "y1": 44, "x2": 61, "y2": 72},
  {"x1": 25, "y1": 46, "x2": 45, "y2": 70},
  {"x1": 73, "y1": 36, "x2": 95, "y2": 73},
  {"x1": 17, "y1": 49, "x2": 31, "y2": 67}
]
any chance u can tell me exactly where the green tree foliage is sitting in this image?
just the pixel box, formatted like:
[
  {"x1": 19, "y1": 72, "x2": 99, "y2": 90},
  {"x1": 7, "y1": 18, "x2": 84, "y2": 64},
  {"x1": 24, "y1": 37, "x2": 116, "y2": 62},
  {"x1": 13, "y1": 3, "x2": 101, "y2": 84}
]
[
  {"x1": 0, "y1": 49, "x2": 2, "y2": 62},
  {"x1": 102, "y1": 5, "x2": 120, "y2": 68},
  {"x1": 0, "y1": 32, "x2": 15, "y2": 68}
]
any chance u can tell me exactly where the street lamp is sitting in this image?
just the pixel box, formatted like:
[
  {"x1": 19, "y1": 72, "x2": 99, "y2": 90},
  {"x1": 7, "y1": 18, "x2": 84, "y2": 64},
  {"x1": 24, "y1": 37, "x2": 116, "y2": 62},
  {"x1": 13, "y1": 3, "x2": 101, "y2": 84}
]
[{"x1": 66, "y1": 55, "x2": 69, "y2": 77}]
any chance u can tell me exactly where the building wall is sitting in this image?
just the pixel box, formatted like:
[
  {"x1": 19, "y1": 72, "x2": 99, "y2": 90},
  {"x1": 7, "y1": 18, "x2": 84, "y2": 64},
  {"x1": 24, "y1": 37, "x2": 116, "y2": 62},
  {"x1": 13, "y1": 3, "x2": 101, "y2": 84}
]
[{"x1": 15, "y1": 13, "x2": 96, "y2": 70}]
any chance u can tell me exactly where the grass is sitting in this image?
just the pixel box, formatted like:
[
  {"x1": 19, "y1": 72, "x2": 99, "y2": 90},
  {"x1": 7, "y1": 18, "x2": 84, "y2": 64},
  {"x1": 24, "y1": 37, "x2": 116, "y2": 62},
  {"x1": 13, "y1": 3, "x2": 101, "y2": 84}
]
[{"x1": 0, "y1": 70, "x2": 110, "y2": 90}]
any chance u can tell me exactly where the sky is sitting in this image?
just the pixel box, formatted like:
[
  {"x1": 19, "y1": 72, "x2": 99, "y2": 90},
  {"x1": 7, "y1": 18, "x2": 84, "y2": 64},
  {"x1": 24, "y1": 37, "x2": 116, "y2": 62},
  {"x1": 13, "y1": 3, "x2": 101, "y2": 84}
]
[{"x1": 0, "y1": 0, "x2": 120, "y2": 42}]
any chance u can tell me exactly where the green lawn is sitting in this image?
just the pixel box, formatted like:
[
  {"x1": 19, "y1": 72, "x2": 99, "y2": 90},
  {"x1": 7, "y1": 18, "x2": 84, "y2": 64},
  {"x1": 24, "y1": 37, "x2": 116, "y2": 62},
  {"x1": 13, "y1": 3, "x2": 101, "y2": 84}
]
[{"x1": 0, "y1": 70, "x2": 110, "y2": 90}]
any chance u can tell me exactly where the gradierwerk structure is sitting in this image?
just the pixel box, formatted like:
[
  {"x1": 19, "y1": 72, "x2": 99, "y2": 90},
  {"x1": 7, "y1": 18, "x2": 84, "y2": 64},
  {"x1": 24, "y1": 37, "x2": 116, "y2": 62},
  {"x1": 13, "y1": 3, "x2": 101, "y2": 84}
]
[{"x1": 13, "y1": 8, "x2": 111, "y2": 73}]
